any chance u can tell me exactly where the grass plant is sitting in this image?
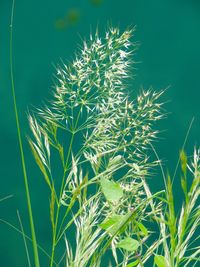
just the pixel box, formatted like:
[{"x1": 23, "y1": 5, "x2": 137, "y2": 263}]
[
  {"x1": 6, "y1": 2, "x2": 200, "y2": 265},
  {"x1": 28, "y1": 26, "x2": 164, "y2": 266}
]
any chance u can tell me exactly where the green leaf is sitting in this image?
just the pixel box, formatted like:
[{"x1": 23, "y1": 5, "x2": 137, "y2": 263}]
[
  {"x1": 117, "y1": 237, "x2": 139, "y2": 252},
  {"x1": 154, "y1": 255, "x2": 166, "y2": 267},
  {"x1": 99, "y1": 211, "x2": 133, "y2": 235},
  {"x1": 100, "y1": 177, "x2": 123, "y2": 202},
  {"x1": 126, "y1": 260, "x2": 140, "y2": 267},
  {"x1": 100, "y1": 214, "x2": 125, "y2": 235},
  {"x1": 137, "y1": 222, "x2": 148, "y2": 236}
]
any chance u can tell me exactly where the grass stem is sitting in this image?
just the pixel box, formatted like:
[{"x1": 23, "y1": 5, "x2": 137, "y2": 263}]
[{"x1": 10, "y1": 1, "x2": 40, "y2": 266}]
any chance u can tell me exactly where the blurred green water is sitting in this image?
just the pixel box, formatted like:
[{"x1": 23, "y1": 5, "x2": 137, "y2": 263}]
[{"x1": 0, "y1": 0, "x2": 200, "y2": 266}]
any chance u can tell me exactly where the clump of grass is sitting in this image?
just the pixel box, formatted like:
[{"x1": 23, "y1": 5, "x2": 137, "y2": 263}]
[
  {"x1": 28, "y1": 27, "x2": 164, "y2": 266},
  {"x1": 154, "y1": 149, "x2": 200, "y2": 267},
  {"x1": 8, "y1": 3, "x2": 200, "y2": 264}
]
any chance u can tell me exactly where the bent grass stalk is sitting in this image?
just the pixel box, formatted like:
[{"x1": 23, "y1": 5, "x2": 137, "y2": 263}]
[{"x1": 10, "y1": 0, "x2": 40, "y2": 266}]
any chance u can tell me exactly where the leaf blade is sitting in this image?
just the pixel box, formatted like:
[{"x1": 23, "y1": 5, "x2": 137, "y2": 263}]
[{"x1": 100, "y1": 177, "x2": 123, "y2": 203}]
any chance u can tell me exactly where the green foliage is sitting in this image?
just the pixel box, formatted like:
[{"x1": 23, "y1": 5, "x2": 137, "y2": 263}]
[
  {"x1": 117, "y1": 237, "x2": 139, "y2": 252},
  {"x1": 126, "y1": 261, "x2": 140, "y2": 267},
  {"x1": 154, "y1": 255, "x2": 166, "y2": 267},
  {"x1": 157, "y1": 149, "x2": 200, "y2": 267},
  {"x1": 100, "y1": 177, "x2": 123, "y2": 203},
  {"x1": 100, "y1": 213, "x2": 131, "y2": 235}
]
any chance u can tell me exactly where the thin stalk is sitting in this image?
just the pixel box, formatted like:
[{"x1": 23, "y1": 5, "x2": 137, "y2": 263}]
[
  {"x1": 50, "y1": 134, "x2": 75, "y2": 267},
  {"x1": 50, "y1": 107, "x2": 82, "y2": 267},
  {"x1": 172, "y1": 117, "x2": 194, "y2": 184},
  {"x1": 135, "y1": 231, "x2": 144, "y2": 267},
  {"x1": 10, "y1": 1, "x2": 40, "y2": 266},
  {"x1": 0, "y1": 219, "x2": 56, "y2": 263},
  {"x1": 17, "y1": 211, "x2": 31, "y2": 267}
]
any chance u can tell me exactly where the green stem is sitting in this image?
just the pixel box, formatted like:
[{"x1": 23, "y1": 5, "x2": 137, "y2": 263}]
[
  {"x1": 50, "y1": 217, "x2": 57, "y2": 267},
  {"x1": 10, "y1": 1, "x2": 40, "y2": 266},
  {"x1": 49, "y1": 135, "x2": 74, "y2": 267},
  {"x1": 50, "y1": 107, "x2": 82, "y2": 266}
]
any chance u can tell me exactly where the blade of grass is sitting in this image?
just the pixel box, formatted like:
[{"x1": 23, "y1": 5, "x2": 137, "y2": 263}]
[
  {"x1": 166, "y1": 174, "x2": 176, "y2": 257},
  {"x1": 172, "y1": 117, "x2": 194, "y2": 184},
  {"x1": 0, "y1": 195, "x2": 13, "y2": 202},
  {"x1": 17, "y1": 211, "x2": 31, "y2": 267},
  {"x1": 0, "y1": 219, "x2": 56, "y2": 263},
  {"x1": 10, "y1": 1, "x2": 40, "y2": 266}
]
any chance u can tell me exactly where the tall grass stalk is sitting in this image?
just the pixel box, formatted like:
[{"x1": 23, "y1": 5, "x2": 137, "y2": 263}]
[{"x1": 9, "y1": 1, "x2": 40, "y2": 266}]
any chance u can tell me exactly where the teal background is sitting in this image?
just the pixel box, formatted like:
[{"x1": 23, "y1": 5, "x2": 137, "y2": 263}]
[{"x1": 1, "y1": 0, "x2": 200, "y2": 266}]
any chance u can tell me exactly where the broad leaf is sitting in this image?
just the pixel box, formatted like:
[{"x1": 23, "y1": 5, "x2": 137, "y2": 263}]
[
  {"x1": 100, "y1": 177, "x2": 123, "y2": 202},
  {"x1": 154, "y1": 255, "x2": 166, "y2": 267},
  {"x1": 117, "y1": 237, "x2": 139, "y2": 252}
]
